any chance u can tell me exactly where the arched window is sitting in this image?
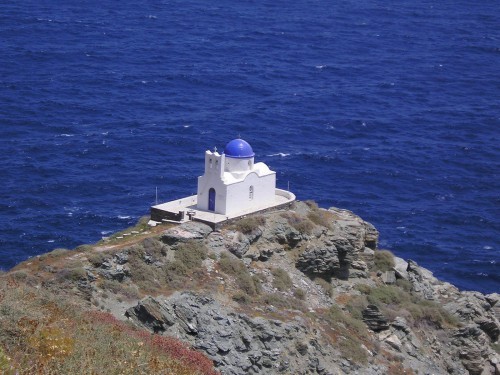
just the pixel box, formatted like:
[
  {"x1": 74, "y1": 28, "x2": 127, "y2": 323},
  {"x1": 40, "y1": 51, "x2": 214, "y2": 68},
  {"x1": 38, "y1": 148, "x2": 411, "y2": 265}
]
[
  {"x1": 249, "y1": 185, "x2": 254, "y2": 200},
  {"x1": 209, "y1": 159, "x2": 213, "y2": 169}
]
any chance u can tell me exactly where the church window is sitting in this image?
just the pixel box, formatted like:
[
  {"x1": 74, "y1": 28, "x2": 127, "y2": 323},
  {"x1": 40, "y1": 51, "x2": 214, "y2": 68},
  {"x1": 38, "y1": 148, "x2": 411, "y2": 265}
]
[
  {"x1": 249, "y1": 185, "x2": 254, "y2": 200},
  {"x1": 209, "y1": 159, "x2": 213, "y2": 168}
]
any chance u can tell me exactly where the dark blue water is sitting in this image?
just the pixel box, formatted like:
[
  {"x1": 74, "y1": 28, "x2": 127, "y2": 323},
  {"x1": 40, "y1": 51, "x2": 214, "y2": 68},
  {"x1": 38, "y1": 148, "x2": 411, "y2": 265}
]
[{"x1": 1, "y1": 0, "x2": 498, "y2": 293}]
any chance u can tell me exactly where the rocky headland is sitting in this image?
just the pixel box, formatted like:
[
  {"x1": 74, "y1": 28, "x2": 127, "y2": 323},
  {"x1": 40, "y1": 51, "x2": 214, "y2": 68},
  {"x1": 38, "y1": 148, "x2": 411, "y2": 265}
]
[{"x1": 0, "y1": 201, "x2": 498, "y2": 374}]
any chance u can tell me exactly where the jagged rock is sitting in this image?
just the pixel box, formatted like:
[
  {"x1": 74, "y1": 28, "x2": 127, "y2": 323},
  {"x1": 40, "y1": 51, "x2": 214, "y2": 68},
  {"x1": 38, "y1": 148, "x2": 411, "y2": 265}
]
[
  {"x1": 125, "y1": 296, "x2": 176, "y2": 333},
  {"x1": 99, "y1": 264, "x2": 129, "y2": 281},
  {"x1": 114, "y1": 251, "x2": 129, "y2": 265},
  {"x1": 349, "y1": 260, "x2": 368, "y2": 278},
  {"x1": 385, "y1": 334, "x2": 402, "y2": 351},
  {"x1": 126, "y1": 292, "x2": 342, "y2": 375},
  {"x1": 452, "y1": 326, "x2": 491, "y2": 375},
  {"x1": 296, "y1": 244, "x2": 340, "y2": 276},
  {"x1": 406, "y1": 260, "x2": 437, "y2": 300},
  {"x1": 382, "y1": 270, "x2": 396, "y2": 284},
  {"x1": 445, "y1": 291, "x2": 500, "y2": 342},
  {"x1": 262, "y1": 218, "x2": 303, "y2": 247},
  {"x1": 245, "y1": 227, "x2": 263, "y2": 244},
  {"x1": 160, "y1": 221, "x2": 212, "y2": 245},
  {"x1": 393, "y1": 257, "x2": 409, "y2": 280},
  {"x1": 359, "y1": 247, "x2": 375, "y2": 264},
  {"x1": 476, "y1": 318, "x2": 500, "y2": 342},
  {"x1": 142, "y1": 237, "x2": 168, "y2": 256},
  {"x1": 362, "y1": 305, "x2": 389, "y2": 331},
  {"x1": 226, "y1": 232, "x2": 251, "y2": 258}
]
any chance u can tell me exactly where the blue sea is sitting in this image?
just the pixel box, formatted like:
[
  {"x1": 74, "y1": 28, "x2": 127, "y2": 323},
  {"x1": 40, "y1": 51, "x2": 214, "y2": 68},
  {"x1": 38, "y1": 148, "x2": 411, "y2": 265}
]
[{"x1": 0, "y1": 0, "x2": 498, "y2": 294}]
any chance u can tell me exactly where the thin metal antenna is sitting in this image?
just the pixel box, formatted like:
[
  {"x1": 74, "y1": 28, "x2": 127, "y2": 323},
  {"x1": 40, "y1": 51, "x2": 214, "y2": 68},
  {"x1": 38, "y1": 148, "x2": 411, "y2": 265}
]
[{"x1": 155, "y1": 187, "x2": 158, "y2": 205}]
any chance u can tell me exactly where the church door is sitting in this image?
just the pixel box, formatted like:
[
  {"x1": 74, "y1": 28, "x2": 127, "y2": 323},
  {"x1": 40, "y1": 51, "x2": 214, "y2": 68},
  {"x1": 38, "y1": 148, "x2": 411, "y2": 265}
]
[{"x1": 208, "y1": 188, "x2": 216, "y2": 211}]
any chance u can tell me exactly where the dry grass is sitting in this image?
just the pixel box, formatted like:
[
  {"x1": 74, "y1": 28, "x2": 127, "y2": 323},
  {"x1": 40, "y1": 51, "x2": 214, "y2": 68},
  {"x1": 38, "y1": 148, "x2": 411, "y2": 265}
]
[
  {"x1": 281, "y1": 212, "x2": 314, "y2": 234},
  {"x1": 232, "y1": 215, "x2": 266, "y2": 234},
  {"x1": 271, "y1": 268, "x2": 293, "y2": 291},
  {"x1": 323, "y1": 305, "x2": 370, "y2": 364},
  {"x1": 314, "y1": 277, "x2": 333, "y2": 298},
  {"x1": 0, "y1": 276, "x2": 218, "y2": 375},
  {"x1": 218, "y1": 253, "x2": 261, "y2": 296},
  {"x1": 373, "y1": 250, "x2": 395, "y2": 272},
  {"x1": 357, "y1": 284, "x2": 460, "y2": 329}
]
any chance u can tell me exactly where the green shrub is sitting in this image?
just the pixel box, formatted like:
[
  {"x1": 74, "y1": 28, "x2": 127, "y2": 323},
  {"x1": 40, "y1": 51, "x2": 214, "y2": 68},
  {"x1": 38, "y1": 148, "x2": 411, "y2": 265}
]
[
  {"x1": 373, "y1": 250, "x2": 395, "y2": 272},
  {"x1": 61, "y1": 267, "x2": 87, "y2": 282},
  {"x1": 367, "y1": 285, "x2": 410, "y2": 306},
  {"x1": 87, "y1": 252, "x2": 107, "y2": 267},
  {"x1": 293, "y1": 288, "x2": 306, "y2": 300},
  {"x1": 100, "y1": 279, "x2": 140, "y2": 300},
  {"x1": 219, "y1": 253, "x2": 244, "y2": 275},
  {"x1": 272, "y1": 268, "x2": 293, "y2": 291},
  {"x1": 365, "y1": 284, "x2": 459, "y2": 329},
  {"x1": 232, "y1": 292, "x2": 251, "y2": 304},
  {"x1": 307, "y1": 209, "x2": 333, "y2": 229},
  {"x1": 406, "y1": 300, "x2": 460, "y2": 329},
  {"x1": 218, "y1": 253, "x2": 261, "y2": 296},
  {"x1": 233, "y1": 216, "x2": 266, "y2": 234},
  {"x1": 325, "y1": 305, "x2": 368, "y2": 364},
  {"x1": 354, "y1": 283, "x2": 372, "y2": 295},
  {"x1": 345, "y1": 295, "x2": 368, "y2": 320},
  {"x1": 164, "y1": 260, "x2": 188, "y2": 278},
  {"x1": 0, "y1": 346, "x2": 10, "y2": 372},
  {"x1": 175, "y1": 242, "x2": 207, "y2": 270},
  {"x1": 142, "y1": 237, "x2": 167, "y2": 257},
  {"x1": 281, "y1": 212, "x2": 314, "y2": 234},
  {"x1": 396, "y1": 278, "x2": 412, "y2": 292}
]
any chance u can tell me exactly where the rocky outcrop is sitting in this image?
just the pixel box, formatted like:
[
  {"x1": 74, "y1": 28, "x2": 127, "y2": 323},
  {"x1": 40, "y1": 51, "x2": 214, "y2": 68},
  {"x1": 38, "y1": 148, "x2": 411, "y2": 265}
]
[
  {"x1": 362, "y1": 305, "x2": 389, "y2": 332},
  {"x1": 75, "y1": 202, "x2": 498, "y2": 375},
  {"x1": 296, "y1": 208, "x2": 378, "y2": 279},
  {"x1": 126, "y1": 292, "x2": 345, "y2": 375},
  {"x1": 160, "y1": 221, "x2": 212, "y2": 245}
]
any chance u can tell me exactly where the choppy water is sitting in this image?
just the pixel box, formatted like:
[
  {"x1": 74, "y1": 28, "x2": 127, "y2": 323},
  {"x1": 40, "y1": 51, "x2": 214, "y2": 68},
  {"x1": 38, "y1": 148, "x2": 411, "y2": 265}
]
[{"x1": 0, "y1": 0, "x2": 498, "y2": 293}]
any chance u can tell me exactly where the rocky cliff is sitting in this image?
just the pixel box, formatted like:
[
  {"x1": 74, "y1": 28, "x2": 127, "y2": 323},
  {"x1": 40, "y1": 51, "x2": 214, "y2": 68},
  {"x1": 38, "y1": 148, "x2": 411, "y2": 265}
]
[{"x1": 1, "y1": 201, "x2": 499, "y2": 374}]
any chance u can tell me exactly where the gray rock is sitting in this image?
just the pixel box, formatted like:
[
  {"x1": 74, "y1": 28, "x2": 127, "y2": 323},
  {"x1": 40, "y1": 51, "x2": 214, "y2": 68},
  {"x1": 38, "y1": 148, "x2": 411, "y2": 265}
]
[
  {"x1": 226, "y1": 232, "x2": 251, "y2": 258},
  {"x1": 126, "y1": 292, "x2": 341, "y2": 375},
  {"x1": 406, "y1": 260, "x2": 437, "y2": 300},
  {"x1": 393, "y1": 257, "x2": 409, "y2": 280},
  {"x1": 452, "y1": 326, "x2": 491, "y2": 375},
  {"x1": 160, "y1": 221, "x2": 212, "y2": 245},
  {"x1": 382, "y1": 270, "x2": 396, "y2": 284},
  {"x1": 296, "y1": 244, "x2": 340, "y2": 276},
  {"x1": 114, "y1": 251, "x2": 129, "y2": 265},
  {"x1": 445, "y1": 291, "x2": 500, "y2": 342},
  {"x1": 362, "y1": 305, "x2": 389, "y2": 332}
]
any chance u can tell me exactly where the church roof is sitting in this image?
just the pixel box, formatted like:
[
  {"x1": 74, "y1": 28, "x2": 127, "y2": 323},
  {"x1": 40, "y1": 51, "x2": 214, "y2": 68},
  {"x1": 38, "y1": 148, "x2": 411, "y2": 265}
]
[{"x1": 224, "y1": 138, "x2": 255, "y2": 159}]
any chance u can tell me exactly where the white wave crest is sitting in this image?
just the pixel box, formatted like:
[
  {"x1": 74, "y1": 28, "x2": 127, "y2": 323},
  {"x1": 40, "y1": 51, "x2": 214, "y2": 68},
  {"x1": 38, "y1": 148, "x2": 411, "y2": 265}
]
[{"x1": 267, "y1": 152, "x2": 290, "y2": 157}]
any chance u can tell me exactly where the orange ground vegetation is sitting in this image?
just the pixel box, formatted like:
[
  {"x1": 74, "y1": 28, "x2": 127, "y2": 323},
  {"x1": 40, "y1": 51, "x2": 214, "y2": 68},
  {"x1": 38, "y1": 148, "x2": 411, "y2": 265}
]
[{"x1": 0, "y1": 277, "x2": 218, "y2": 375}]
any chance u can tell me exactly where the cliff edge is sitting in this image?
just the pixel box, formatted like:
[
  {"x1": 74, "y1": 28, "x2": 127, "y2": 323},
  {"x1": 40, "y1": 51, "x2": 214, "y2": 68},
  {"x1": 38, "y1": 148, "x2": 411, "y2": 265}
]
[{"x1": 1, "y1": 201, "x2": 498, "y2": 374}]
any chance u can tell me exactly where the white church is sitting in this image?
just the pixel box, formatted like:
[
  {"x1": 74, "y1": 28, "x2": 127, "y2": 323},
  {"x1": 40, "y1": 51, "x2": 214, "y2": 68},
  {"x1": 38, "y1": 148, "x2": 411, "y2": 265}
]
[
  {"x1": 150, "y1": 138, "x2": 295, "y2": 227},
  {"x1": 196, "y1": 138, "x2": 276, "y2": 216}
]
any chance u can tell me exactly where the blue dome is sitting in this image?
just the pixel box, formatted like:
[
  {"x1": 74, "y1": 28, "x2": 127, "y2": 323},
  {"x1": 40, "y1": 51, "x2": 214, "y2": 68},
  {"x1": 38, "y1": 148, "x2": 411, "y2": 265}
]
[{"x1": 224, "y1": 138, "x2": 255, "y2": 159}]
